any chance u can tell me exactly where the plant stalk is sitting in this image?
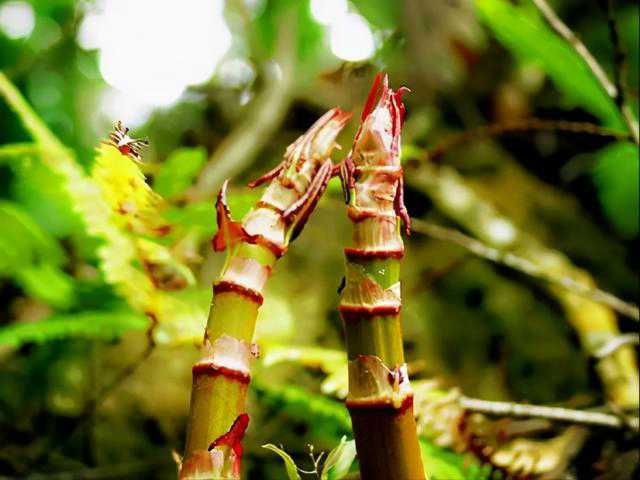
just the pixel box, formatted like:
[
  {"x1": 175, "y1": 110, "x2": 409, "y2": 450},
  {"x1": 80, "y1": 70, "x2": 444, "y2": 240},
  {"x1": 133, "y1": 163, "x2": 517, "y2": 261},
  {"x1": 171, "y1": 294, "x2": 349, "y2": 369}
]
[
  {"x1": 339, "y1": 74, "x2": 425, "y2": 480},
  {"x1": 179, "y1": 108, "x2": 351, "y2": 479},
  {"x1": 410, "y1": 163, "x2": 639, "y2": 410}
]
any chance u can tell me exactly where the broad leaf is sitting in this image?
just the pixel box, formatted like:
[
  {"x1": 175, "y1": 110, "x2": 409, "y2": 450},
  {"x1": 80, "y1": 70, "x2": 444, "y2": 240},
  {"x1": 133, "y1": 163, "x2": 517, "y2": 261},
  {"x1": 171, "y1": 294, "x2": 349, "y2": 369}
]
[
  {"x1": 592, "y1": 141, "x2": 639, "y2": 237},
  {"x1": 475, "y1": 0, "x2": 624, "y2": 128},
  {"x1": 154, "y1": 147, "x2": 207, "y2": 199},
  {"x1": 15, "y1": 264, "x2": 75, "y2": 309},
  {"x1": 263, "y1": 444, "x2": 302, "y2": 480},
  {"x1": 321, "y1": 436, "x2": 356, "y2": 480},
  {"x1": 421, "y1": 440, "x2": 493, "y2": 480},
  {"x1": 0, "y1": 201, "x2": 64, "y2": 274}
]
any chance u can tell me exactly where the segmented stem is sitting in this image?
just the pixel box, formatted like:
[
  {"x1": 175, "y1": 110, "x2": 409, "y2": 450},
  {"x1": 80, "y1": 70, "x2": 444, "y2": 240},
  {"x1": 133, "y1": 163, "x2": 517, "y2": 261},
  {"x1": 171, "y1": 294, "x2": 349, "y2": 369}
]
[
  {"x1": 180, "y1": 109, "x2": 351, "y2": 479},
  {"x1": 339, "y1": 74, "x2": 425, "y2": 480}
]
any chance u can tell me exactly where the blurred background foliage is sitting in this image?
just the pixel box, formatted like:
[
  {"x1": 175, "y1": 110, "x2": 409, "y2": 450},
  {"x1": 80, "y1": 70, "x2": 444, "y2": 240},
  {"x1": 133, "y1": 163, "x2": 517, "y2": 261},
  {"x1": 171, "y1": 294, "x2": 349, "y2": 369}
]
[{"x1": 0, "y1": 0, "x2": 637, "y2": 478}]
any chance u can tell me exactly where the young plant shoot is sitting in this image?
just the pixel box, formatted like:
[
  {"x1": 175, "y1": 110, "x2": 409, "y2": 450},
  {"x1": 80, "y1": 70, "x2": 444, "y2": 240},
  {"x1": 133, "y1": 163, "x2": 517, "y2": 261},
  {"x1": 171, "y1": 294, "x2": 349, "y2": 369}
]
[
  {"x1": 338, "y1": 74, "x2": 426, "y2": 480},
  {"x1": 179, "y1": 108, "x2": 351, "y2": 479}
]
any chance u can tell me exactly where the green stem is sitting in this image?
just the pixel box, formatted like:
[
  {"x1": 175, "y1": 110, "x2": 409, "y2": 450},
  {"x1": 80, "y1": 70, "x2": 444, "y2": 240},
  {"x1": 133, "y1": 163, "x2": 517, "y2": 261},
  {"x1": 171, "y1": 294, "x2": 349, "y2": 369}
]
[
  {"x1": 180, "y1": 108, "x2": 350, "y2": 479},
  {"x1": 339, "y1": 74, "x2": 425, "y2": 480}
]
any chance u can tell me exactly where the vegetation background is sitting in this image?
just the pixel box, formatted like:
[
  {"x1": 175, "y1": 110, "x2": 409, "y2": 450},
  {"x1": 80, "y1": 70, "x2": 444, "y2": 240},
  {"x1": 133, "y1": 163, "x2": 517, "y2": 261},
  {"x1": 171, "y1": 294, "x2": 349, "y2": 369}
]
[{"x1": 0, "y1": 0, "x2": 637, "y2": 478}]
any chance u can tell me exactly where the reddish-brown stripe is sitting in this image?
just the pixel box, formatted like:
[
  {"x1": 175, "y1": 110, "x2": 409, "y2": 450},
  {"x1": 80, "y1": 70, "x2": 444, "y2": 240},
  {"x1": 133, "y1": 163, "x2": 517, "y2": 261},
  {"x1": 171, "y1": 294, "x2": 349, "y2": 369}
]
[
  {"x1": 254, "y1": 201, "x2": 285, "y2": 215},
  {"x1": 242, "y1": 235, "x2": 287, "y2": 258},
  {"x1": 192, "y1": 363, "x2": 251, "y2": 384},
  {"x1": 344, "y1": 248, "x2": 404, "y2": 261},
  {"x1": 353, "y1": 166, "x2": 403, "y2": 182},
  {"x1": 339, "y1": 305, "x2": 401, "y2": 321},
  {"x1": 346, "y1": 394, "x2": 414, "y2": 413},
  {"x1": 213, "y1": 281, "x2": 264, "y2": 305},
  {"x1": 346, "y1": 206, "x2": 381, "y2": 223}
]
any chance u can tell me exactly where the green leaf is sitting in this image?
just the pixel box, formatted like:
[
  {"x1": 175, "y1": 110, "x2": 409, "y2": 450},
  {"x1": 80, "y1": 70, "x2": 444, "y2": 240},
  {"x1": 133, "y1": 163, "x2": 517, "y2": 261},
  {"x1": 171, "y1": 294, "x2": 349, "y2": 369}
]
[
  {"x1": 351, "y1": 0, "x2": 400, "y2": 29},
  {"x1": 592, "y1": 141, "x2": 639, "y2": 237},
  {"x1": 263, "y1": 444, "x2": 302, "y2": 480},
  {"x1": 253, "y1": 381, "x2": 490, "y2": 479},
  {"x1": 15, "y1": 264, "x2": 75, "y2": 309},
  {"x1": 0, "y1": 201, "x2": 65, "y2": 274},
  {"x1": 261, "y1": 344, "x2": 349, "y2": 397},
  {"x1": 321, "y1": 436, "x2": 357, "y2": 480},
  {"x1": 262, "y1": 344, "x2": 346, "y2": 371},
  {"x1": 154, "y1": 147, "x2": 207, "y2": 199},
  {"x1": 475, "y1": 0, "x2": 624, "y2": 128},
  {"x1": 0, "y1": 142, "x2": 39, "y2": 160},
  {"x1": 10, "y1": 157, "x2": 83, "y2": 237},
  {"x1": 164, "y1": 201, "x2": 216, "y2": 235},
  {"x1": 420, "y1": 440, "x2": 492, "y2": 480},
  {"x1": 164, "y1": 188, "x2": 260, "y2": 237},
  {"x1": 0, "y1": 72, "x2": 67, "y2": 153},
  {"x1": 251, "y1": 0, "x2": 325, "y2": 84},
  {"x1": 252, "y1": 381, "x2": 352, "y2": 443},
  {"x1": 0, "y1": 310, "x2": 148, "y2": 347}
]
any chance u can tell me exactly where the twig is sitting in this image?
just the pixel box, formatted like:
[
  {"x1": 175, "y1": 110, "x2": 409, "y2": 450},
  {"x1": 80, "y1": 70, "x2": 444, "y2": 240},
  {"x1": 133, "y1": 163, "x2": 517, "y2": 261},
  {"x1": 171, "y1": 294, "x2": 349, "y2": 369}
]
[
  {"x1": 594, "y1": 333, "x2": 640, "y2": 359},
  {"x1": 597, "y1": 0, "x2": 640, "y2": 145},
  {"x1": 411, "y1": 218, "x2": 640, "y2": 321},
  {"x1": 190, "y1": 18, "x2": 296, "y2": 201},
  {"x1": 427, "y1": 118, "x2": 628, "y2": 161},
  {"x1": 531, "y1": 0, "x2": 639, "y2": 143},
  {"x1": 459, "y1": 396, "x2": 639, "y2": 431},
  {"x1": 531, "y1": 0, "x2": 615, "y2": 96}
]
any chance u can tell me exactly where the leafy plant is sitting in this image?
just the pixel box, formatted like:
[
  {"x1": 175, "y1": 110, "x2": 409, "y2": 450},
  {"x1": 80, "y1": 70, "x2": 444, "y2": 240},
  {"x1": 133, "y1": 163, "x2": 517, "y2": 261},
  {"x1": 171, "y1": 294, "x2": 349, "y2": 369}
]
[
  {"x1": 0, "y1": 310, "x2": 147, "y2": 347},
  {"x1": 475, "y1": 0, "x2": 624, "y2": 128},
  {"x1": 264, "y1": 436, "x2": 356, "y2": 480},
  {"x1": 592, "y1": 141, "x2": 639, "y2": 237}
]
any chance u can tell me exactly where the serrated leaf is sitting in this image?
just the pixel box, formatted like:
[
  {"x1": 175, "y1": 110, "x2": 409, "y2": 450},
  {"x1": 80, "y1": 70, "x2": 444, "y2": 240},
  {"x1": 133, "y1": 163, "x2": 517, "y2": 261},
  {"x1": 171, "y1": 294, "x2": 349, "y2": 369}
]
[
  {"x1": 11, "y1": 157, "x2": 83, "y2": 237},
  {"x1": 92, "y1": 144, "x2": 168, "y2": 236},
  {"x1": 475, "y1": 0, "x2": 624, "y2": 128},
  {"x1": 592, "y1": 141, "x2": 639, "y2": 237},
  {"x1": 0, "y1": 201, "x2": 65, "y2": 274},
  {"x1": 263, "y1": 444, "x2": 302, "y2": 480},
  {"x1": 15, "y1": 263, "x2": 75, "y2": 309},
  {"x1": 0, "y1": 310, "x2": 148, "y2": 347},
  {"x1": 154, "y1": 147, "x2": 207, "y2": 199},
  {"x1": 321, "y1": 436, "x2": 356, "y2": 480}
]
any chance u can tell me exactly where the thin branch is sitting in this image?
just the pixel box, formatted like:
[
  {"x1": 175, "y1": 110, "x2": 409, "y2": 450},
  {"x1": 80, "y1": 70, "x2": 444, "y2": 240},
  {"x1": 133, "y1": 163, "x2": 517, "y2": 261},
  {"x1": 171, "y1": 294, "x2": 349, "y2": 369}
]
[
  {"x1": 531, "y1": 0, "x2": 616, "y2": 97},
  {"x1": 411, "y1": 218, "x2": 640, "y2": 321},
  {"x1": 189, "y1": 18, "x2": 296, "y2": 201},
  {"x1": 593, "y1": 333, "x2": 640, "y2": 359},
  {"x1": 531, "y1": 0, "x2": 639, "y2": 143},
  {"x1": 459, "y1": 396, "x2": 639, "y2": 431},
  {"x1": 598, "y1": 0, "x2": 640, "y2": 145},
  {"x1": 427, "y1": 118, "x2": 628, "y2": 161}
]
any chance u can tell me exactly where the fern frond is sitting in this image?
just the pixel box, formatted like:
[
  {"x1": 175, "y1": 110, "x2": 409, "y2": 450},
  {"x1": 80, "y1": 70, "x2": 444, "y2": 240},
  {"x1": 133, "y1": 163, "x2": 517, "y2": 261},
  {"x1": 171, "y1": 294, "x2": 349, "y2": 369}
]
[
  {"x1": 0, "y1": 310, "x2": 148, "y2": 347},
  {"x1": 0, "y1": 74, "x2": 203, "y2": 345},
  {"x1": 0, "y1": 201, "x2": 65, "y2": 273},
  {"x1": 92, "y1": 144, "x2": 168, "y2": 236}
]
